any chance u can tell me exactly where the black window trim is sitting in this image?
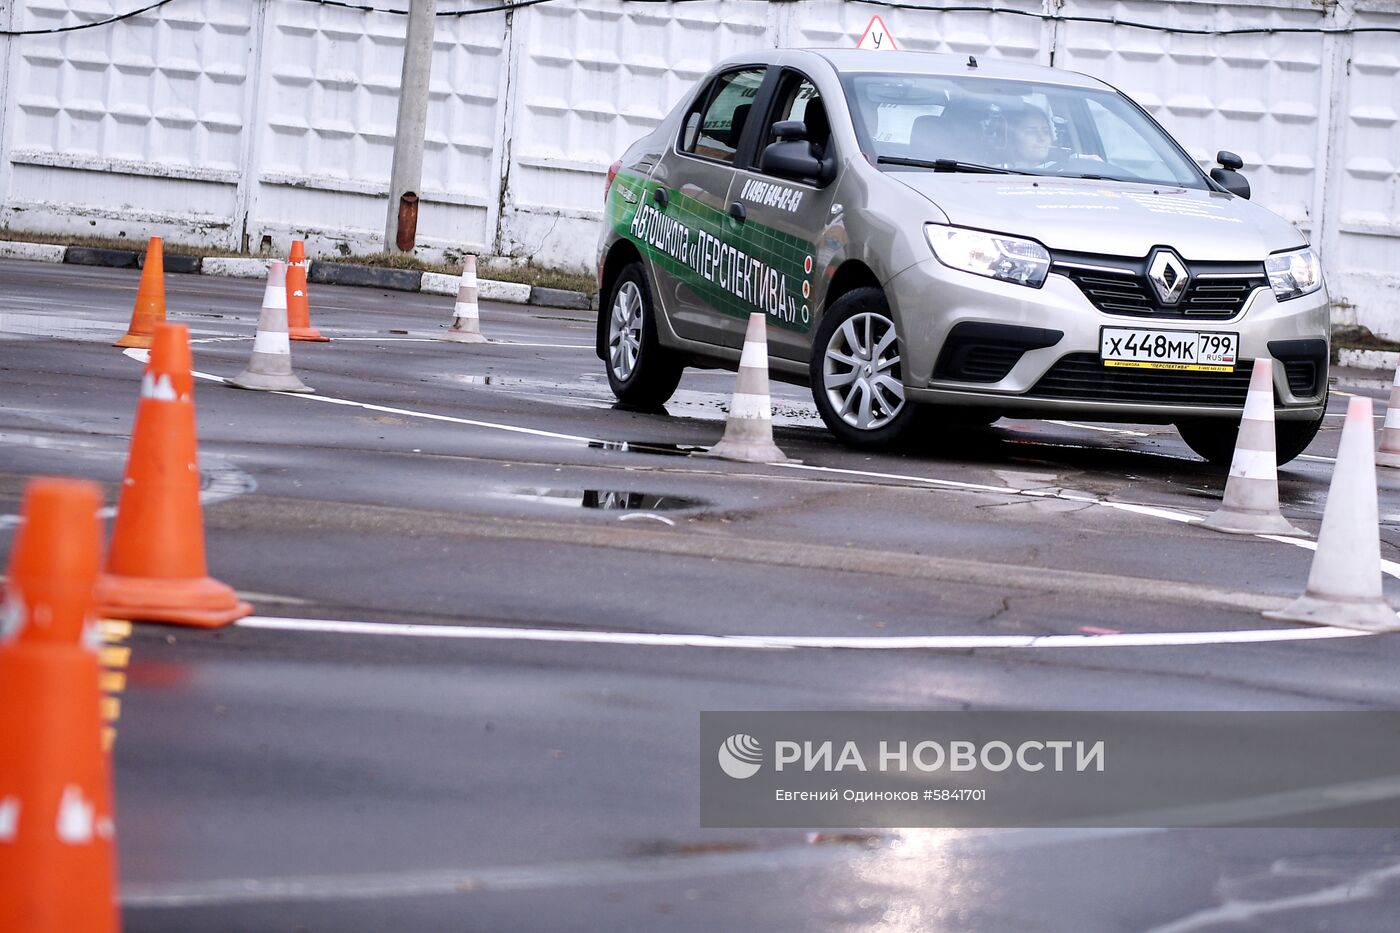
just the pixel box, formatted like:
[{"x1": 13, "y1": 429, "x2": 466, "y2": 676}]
[
  {"x1": 741, "y1": 65, "x2": 839, "y2": 189},
  {"x1": 673, "y1": 65, "x2": 778, "y2": 170}
]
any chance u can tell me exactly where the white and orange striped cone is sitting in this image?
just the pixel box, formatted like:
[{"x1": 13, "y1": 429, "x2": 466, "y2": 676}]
[
  {"x1": 1266, "y1": 395, "x2": 1399, "y2": 632},
  {"x1": 706, "y1": 313, "x2": 791, "y2": 464},
  {"x1": 1376, "y1": 362, "x2": 1400, "y2": 469},
  {"x1": 229, "y1": 260, "x2": 312, "y2": 393},
  {"x1": 1201, "y1": 358, "x2": 1303, "y2": 536},
  {"x1": 438, "y1": 255, "x2": 487, "y2": 344}
]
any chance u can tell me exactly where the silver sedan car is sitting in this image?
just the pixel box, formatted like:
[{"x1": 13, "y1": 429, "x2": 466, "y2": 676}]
[{"x1": 595, "y1": 49, "x2": 1329, "y2": 464}]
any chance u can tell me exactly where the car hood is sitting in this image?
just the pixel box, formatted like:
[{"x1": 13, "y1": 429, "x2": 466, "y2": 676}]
[{"x1": 889, "y1": 172, "x2": 1305, "y2": 262}]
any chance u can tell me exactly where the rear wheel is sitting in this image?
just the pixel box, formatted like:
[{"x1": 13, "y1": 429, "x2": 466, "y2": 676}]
[
  {"x1": 604, "y1": 264, "x2": 683, "y2": 407},
  {"x1": 810, "y1": 287, "x2": 921, "y2": 449}
]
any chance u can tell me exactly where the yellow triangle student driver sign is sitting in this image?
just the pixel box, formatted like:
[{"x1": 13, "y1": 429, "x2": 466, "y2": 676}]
[{"x1": 857, "y1": 15, "x2": 898, "y2": 50}]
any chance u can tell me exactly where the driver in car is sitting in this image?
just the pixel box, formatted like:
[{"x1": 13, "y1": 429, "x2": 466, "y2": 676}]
[
  {"x1": 1002, "y1": 105, "x2": 1104, "y2": 171},
  {"x1": 1004, "y1": 106, "x2": 1055, "y2": 169}
]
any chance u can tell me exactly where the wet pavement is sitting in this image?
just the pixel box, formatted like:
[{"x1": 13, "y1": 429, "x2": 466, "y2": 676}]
[{"x1": 5, "y1": 259, "x2": 1400, "y2": 931}]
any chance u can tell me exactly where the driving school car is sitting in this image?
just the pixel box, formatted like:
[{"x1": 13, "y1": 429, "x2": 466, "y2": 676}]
[{"x1": 595, "y1": 48, "x2": 1329, "y2": 464}]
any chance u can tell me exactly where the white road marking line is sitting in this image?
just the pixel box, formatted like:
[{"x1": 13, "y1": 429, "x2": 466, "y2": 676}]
[
  {"x1": 121, "y1": 348, "x2": 605, "y2": 445},
  {"x1": 300, "y1": 336, "x2": 432, "y2": 343},
  {"x1": 1045, "y1": 420, "x2": 1150, "y2": 437},
  {"x1": 235, "y1": 615, "x2": 1373, "y2": 649},
  {"x1": 1257, "y1": 533, "x2": 1400, "y2": 579},
  {"x1": 492, "y1": 340, "x2": 593, "y2": 349},
  {"x1": 113, "y1": 350, "x2": 1398, "y2": 603},
  {"x1": 776, "y1": 461, "x2": 1018, "y2": 495}
]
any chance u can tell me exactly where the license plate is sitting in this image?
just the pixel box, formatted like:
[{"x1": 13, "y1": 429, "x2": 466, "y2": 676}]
[{"x1": 1100, "y1": 327, "x2": 1238, "y2": 372}]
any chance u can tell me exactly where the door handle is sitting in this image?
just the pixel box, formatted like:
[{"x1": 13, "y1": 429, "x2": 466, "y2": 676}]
[
  {"x1": 653, "y1": 187, "x2": 669, "y2": 209},
  {"x1": 728, "y1": 201, "x2": 746, "y2": 222}
]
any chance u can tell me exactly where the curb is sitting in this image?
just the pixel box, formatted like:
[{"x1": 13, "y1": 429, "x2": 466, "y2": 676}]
[
  {"x1": 420, "y1": 271, "x2": 532, "y2": 304},
  {"x1": 529, "y1": 286, "x2": 592, "y2": 311},
  {"x1": 2, "y1": 238, "x2": 598, "y2": 310},
  {"x1": 138, "y1": 253, "x2": 202, "y2": 275},
  {"x1": 309, "y1": 261, "x2": 421, "y2": 292},
  {"x1": 65, "y1": 247, "x2": 138, "y2": 268},
  {"x1": 202, "y1": 257, "x2": 269, "y2": 279},
  {"x1": 1338, "y1": 349, "x2": 1400, "y2": 373},
  {"x1": 0, "y1": 241, "x2": 65, "y2": 263}
]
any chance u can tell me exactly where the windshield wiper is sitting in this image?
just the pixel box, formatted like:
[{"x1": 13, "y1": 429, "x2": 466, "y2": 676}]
[{"x1": 877, "y1": 156, "x2": 1025, "y2": 175}]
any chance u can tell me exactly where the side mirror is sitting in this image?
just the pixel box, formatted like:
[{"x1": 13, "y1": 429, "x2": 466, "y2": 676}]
[
  {"x1": 760, "y1": 121, "x2": 837, "y2": 187},
  {"x1": 1209, "y1": 149, "x2": 1254, "y2": 198},
  {"x1": 1211, "y1": 150, "x2": 1250, "y2": 199},
  {"x1": 772, "y1": 120, "x2": 807, "y2": 142}
]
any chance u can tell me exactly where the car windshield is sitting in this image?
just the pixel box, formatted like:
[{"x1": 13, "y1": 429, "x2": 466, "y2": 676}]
[{"x1": 841, "y1": 72, "x2": 1207, "y2": 188}]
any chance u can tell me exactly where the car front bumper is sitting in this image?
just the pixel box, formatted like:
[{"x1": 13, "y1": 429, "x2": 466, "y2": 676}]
[{"x1": 886, "y1": 257, "x2": 1330, "y2": 423}]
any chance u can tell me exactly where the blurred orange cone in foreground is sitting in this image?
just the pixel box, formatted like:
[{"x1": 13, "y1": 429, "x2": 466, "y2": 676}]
[
  {"x1": 0, "y1": 478, "x2": 120, "y2": 933},
  {"x1": 114, "y1": 235, "x2": 166, "y2": 349},
  {"x1": 286, "y1": 239, "x2": 328, "y2": 342},
  {"x1": 97, "y1": 323, "x2": 251, "y2": 627}
]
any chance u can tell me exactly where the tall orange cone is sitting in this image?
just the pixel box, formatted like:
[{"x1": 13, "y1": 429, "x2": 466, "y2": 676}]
[
  {"x1": 96, "y1": 323, "x2": 252, "y2": 627},
  {"x1": 114, "y1": 235, "x2": 166, "y2": 349},
  {"x1": 286, "y1": 240, "x2": 328, "y2": 342},
  {"x1": 706, "y1": 313, "x2": 791, "y2": 463},
  {"x1": 0, "y1": 478, "x2": 120, "y2": 933}
]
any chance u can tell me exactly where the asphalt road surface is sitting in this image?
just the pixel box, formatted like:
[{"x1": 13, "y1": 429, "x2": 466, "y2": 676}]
[{"x1": 5, "y1": 258, "x2": 1400, "y2": 932}]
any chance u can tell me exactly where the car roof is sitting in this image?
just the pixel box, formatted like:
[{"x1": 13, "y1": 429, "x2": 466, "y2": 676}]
[{"x1": 723, "y1": 48, "x2": 1109, "y2": 91}]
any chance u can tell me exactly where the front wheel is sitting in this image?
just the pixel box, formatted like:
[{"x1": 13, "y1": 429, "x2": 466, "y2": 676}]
[
  {"x1": 809, "y1": 287, "x2": 921, "y2": 449},
  {"x1": 604, "y1": 263, "x2": 683, "y2": 407},
  {"x1": 1177, "y1": 403, "x2": 1325, "y2": 467}
]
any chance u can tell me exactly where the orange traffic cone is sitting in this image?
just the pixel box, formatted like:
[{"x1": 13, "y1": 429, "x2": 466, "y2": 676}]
[
  {"x1": 96, "y1": 323, "x2": 252, "y2": 627},
  {"x1": 0, "y1": 477, "x2": 120, "y2": 933},
  {"x1": 114, "y1": 235, "x2": 166, "y2": 349},
  {"x1": 286, "y1": 240, "x2": 328, "y2": 342}
]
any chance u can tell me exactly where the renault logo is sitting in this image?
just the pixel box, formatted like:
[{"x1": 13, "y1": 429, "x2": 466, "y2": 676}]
[{"x1": 1147, "y1": 250, "x2": 1189, "y2": 305}]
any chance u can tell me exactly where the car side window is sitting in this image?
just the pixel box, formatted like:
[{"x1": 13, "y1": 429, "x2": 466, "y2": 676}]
[
  {"x1": 679, "y1": 68, "x2": 765, "y2": 164},
  {"x1": 764, "y1": 73, "x2": 834, "y2": 162}
]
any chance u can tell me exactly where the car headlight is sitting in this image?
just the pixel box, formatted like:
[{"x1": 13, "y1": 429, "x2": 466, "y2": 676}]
[
  {"x1": 925, "y1": 224, "x2": 1050, "y2": 288},
  {"x1": 1265, "y1": 247, "x2": 1322, "y2": 301}
]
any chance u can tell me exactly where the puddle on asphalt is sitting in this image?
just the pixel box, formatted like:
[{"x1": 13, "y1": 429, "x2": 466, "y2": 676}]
[
  {"x1": 588, "y1": 440, "x2": 700, "y2": 457},
  {"x1": 502, "y1": 487, "x2": 707, "y2": 511}
]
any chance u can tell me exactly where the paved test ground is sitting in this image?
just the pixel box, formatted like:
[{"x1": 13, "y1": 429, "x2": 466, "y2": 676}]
[{"x1": 4, "y1": 258, "x2": 1400, "y2": 931}]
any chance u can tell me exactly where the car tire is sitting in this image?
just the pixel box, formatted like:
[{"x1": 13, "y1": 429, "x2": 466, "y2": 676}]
[
  {"x1": 809, "y1": 287, "x2": 921, "y2": 449},
  {"x1": 933, "y1": 406, "x2": 1002, "y2": 428},
  {"x1": 1177, "y1": 400, "x2": 1325, "y2": 467},
  {"x1": 603, "y1": 263, "x2": 683, "y2": 407}
]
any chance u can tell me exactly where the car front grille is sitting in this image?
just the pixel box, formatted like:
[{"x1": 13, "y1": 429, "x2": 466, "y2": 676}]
[
  {"x1": 1052, "y1": 252, "x2": 1267, "y2": 321},
  {"x1": 1028, "y1": 353, "x2": 1255, "y2": 407}
]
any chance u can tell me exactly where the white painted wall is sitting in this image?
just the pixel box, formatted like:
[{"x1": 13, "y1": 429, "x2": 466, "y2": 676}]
[{"x1": 0, "y1": 0, "x2": 1396, "y2": 335}]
